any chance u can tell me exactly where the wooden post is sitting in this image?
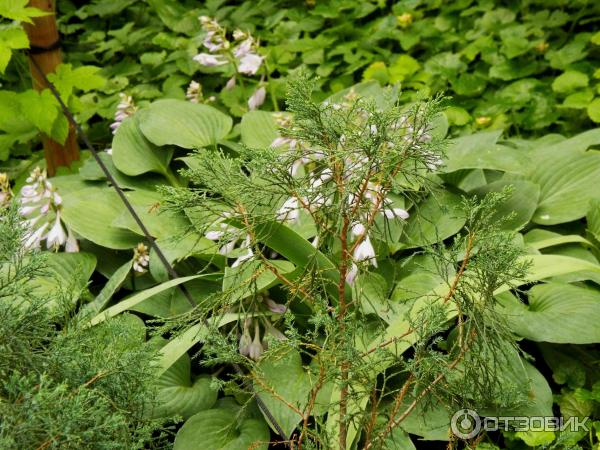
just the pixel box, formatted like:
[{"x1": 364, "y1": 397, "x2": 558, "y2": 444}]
[{"x1": 24, "y1": 0, "x2": 79, "y2": 177}]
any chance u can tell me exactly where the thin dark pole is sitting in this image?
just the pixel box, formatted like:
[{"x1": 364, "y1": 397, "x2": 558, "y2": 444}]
[{"x1": 26, "y1": 53, "x2": 289, "y2": 443}]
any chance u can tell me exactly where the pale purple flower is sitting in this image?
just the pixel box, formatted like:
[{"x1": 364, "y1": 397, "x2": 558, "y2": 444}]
[
  {"x1": 238, "y1": 53, "x2": 263, "y2": 75},
  {"x1": 193, "y1": 53, "x2": 228, "y2": 67},
  {"x1": 248, "y1": 86, "x2": 266, "y2": 110},
  {"x1": 24, "y1": 222, "x2": 48, "y2": 250},
  {"x1": 239, "y1": 320, "x2": 252, "y2": 357},
  {"x1": 383, "y1": 207, "x2": 410, "y2": 220},
  {"x1": 265, "y1": 298, "x2": 287, "y2": 314},
  {"x1": 186, "y1": 81, "x2": 203, "y2": 103},
  {"x1": 46, "y1": 212, "x2": 67, "y2": 250},
  {"x1": 248, "y1": 321, "x2": 264, "y2": 360},
  {"x1": 111, "y1": 93, "x2": 136, "y2": 135},
  {"x1": 346, "y1": 263, "x2": 359, "y2": 285},
  {"x1": 277, "y1": 196, "x2": 300, "y2": 223},
  {"x1": 225, "y1": 76, "x2": 236, "y2": 90},
  {"x1": 65, "y1": 228, "x2": 79, "y2": 253},
  {"x1": 353, "y1": 235, "x2": 377, "y2": 267}
]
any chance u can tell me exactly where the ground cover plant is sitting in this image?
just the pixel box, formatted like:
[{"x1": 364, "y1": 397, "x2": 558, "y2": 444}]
[{"x1": 2, "y1": 1, "x2": 600, "y2": 449}]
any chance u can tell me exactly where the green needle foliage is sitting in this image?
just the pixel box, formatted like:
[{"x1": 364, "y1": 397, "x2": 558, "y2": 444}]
[
  {"x1": 162, "y1": 75, "x2": 532, "y2": 449},
  {"x1": 0, "y1": 205, "x2": 168, "y2": 449}
]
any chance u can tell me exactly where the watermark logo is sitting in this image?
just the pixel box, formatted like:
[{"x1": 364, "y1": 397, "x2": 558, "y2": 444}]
[
  {"x1": 450, "y1": 409, "x2": 590, "y2": 439},
  {"x1": 451, "y1": 409, "x2": 481, "y2": 439}
]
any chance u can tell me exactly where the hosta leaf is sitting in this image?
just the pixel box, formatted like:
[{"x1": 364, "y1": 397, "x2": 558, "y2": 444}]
[
  {"x1": 256, "y1": 349, "x2": 331, "y2": 438},
  {"x1": 401, "y1": 190, "x2": 465, "y2": 248},
  {"x1": 471, "y1": 180, "x2": 540, "y2": 230},
  {"x1": 59, "y1": 186, "x2": 140, "y2": 249},
  {"x1": 139, "y1": 99, "x2": 232, "y2": 149},
  {"x1": 155, "y1": 313, "x2": 254, "y2": 377},
  {"x1": 588, "y1": 199, "x2": 600, "y2": 242},
  {"x1": 152, "y1": 348, "x2": 217, "y2": 419},
  {"x1": 111, "y1": 189, "x2": 190, "y2": 239},
  {"x1": 531, "y1": 128, "x2": 600, "y2": 156},
  {"x1": 443, "y1": 130, "x2": 530, "y2": 173},
  {"x1": 497, "y1": 283, "x2": 600, "y2": 344},
  {"x1": 173, "y1": 407, "x2": 269, "y2": 450},
  {"x1": 26, "y1": 252, "x2": 96, "y2": 309},
  {"x1": 112, "y1": 115, "x2": 173, "y2": 178},
  {"x1": 131, "y1": 278, "x2": 220, "y2": 318},
  {"x1": 527, "y1": 150, "x2": 600, "y2": 224},
  {"x1": 80, "y1": 260, "x2": 131, "y2": 317},
  {"x1": 523, "y1": 229, "x2": 592, "y2": 250},
  {"x1": 88, "y1": 275, "x2": 203, "y2": 326},
  {"x1": 240, "y1": 111, "x2": 279, "y2": 149}
]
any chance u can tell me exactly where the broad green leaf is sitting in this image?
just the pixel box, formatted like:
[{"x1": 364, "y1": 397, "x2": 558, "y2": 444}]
[
  {"x1": 59, "y1": 185, "x2": 140, "y2": 249},
  {"x1": 111, "y1": 189, "x2": 190, "y2": 239},
  {"x1": 241, "y1": 220, "x2": 346, "y2": 303},
  {"x1": 255, "y1": 349, "x2": 318, "y2": 438},
  {"x1": 27, "y1": 252, "x2": 96, "y2": 309},
  {"x1": 152, "y1": 348, "x2": 218, "y2": 419},
  {"x1": 240, "y1": 111, "x2": 279, "y2": 149},
  {"x1": 515, "y1": 430, "x2": 556, "y2": 447},
  {"x1": 78, "y1": 151, "x2": 165, "y2": 190},
  {"x1": 154, "y1": 313, "x2": 263, "y2": 377},
  {"x1": 401, "y1": 190, "x2": 466, "y2": 248},
  {"x1": 524, "y1": 229, "x2": 593, "y2": 250},
  {"x1": 80, "y1": 260, "x2": 131, "y2": 317},
  {"x1": 588, "y1": 199, "x2": 600, "y2": 242},
  {"x1": 173, "y1": 407, "x2": 269, "y2": 450},
  {"x1": 471, "y1": 180, "x2": 540, "y2": 230},
  {"x1": 532, "y1": 128, "x2": 600, "y2": 155},
  {"x1": 88, "y1": 275, "x2": 202, "y2": 326},
  {"x1": 149, "y1": 233, "x2": 217, "y2": 282},
  {"x1": 131, "y1": 278, "x2": 220, "y2": 317},
  {"x1": 497, "y1": 283, "x2": 600, "y2": 343},
  {"x1": 112, "y1": 115, "x2": 174, "y2": 178},
  {"x1": 443, "y1": 130, "x2": 530, "y2": 173},
  {"x1": 527, "y1": 150, "x2": 600, "y2": 224},
  {"x1": 139, "y1": 99, "x2": 232, "y2": 149}
]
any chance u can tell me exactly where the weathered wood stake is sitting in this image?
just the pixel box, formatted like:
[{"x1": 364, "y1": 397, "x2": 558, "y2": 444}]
[{"x1": 24, "y1": 0, "x2": 79, "y2": 176}]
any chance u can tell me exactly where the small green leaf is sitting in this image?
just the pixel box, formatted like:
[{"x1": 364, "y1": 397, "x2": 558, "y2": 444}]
[
  {"x1": 0, "y1": 0, "x2": 49, "y2": 23},
  {"x1": 552, "y1": 71, "x2": 589, "y2": 94},
  {"x1": 18, "y1": 89, "x2": 59, "y2": 136},
  {"x1": 587, "y1": 98, "x2": 600, "y2": 123}
]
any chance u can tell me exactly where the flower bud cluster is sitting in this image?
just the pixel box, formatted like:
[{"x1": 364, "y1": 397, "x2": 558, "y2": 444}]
[
  {"x1": 193, "y1": 16, "x2": 263, "y2": 76},
  {"x1": 18, "y1": 167, "x2": 78, "y2": 252}
]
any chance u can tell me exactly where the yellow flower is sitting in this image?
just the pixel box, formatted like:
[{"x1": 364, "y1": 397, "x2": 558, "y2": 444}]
[
  {"x1": 475, "y1": 116, "x2": 492, "y2": 126},
  {"x1": 535, "y1": 41, "x2": 549, "y2": 53},
  {"x1": 397, "y1": 13, "x2": 413, "y2": 28}
]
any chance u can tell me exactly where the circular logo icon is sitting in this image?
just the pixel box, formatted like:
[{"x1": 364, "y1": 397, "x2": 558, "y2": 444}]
[{"x1": 451, "y1": 409, "x2": 481, "y2": 439}]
